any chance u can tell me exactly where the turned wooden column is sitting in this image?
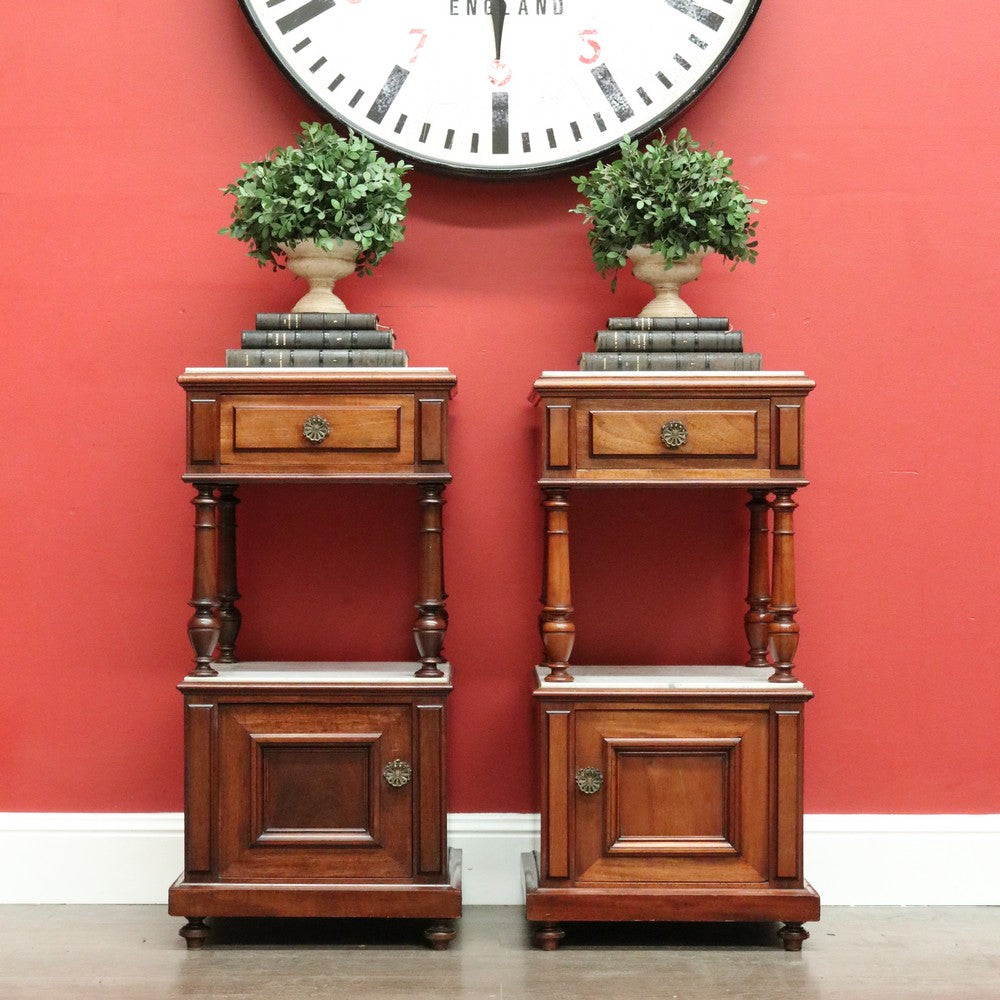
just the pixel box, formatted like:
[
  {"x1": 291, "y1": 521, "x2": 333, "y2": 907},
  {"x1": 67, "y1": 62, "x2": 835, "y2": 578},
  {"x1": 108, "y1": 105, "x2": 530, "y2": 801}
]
[
  {"x1": 539, "y1": 487, "x2": 574, "y2": 682},
  {"x1": 216, "y1": 485, "x2": 241, "y2": 664},
  {"x1": 768, "y1": 488, "x2": 799, "y2": 683},
  {"x1": 744, "y1": 489, "x2": 772, "y2": 668},
  {"x1": 413, "y1": 482, "x2": 448, "y2": 678},
  {"x1": 187, "y1": 483, "x2": 219, "y2": 677}
]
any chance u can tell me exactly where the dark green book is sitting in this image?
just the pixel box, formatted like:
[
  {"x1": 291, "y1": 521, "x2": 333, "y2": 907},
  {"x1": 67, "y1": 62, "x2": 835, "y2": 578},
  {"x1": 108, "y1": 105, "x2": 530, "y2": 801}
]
[
  {"x1": 594, "y1": 330, "x2": 743, "y2": 353},
  {"x1": 226, "y1": 348, "x2": 408, "y2": 368},
  {"x1": 254, "y1": 312, "x2": 379, "y2": 330},
  {"x1": 241, "y1": 328, "x2": 395, "y2": 349},
  {"x1": 606, "y1": 316, "x2": 730, "y2": 331},
  {"x1": 579, "y1": 351, "x2": 762, "y2": 371}
]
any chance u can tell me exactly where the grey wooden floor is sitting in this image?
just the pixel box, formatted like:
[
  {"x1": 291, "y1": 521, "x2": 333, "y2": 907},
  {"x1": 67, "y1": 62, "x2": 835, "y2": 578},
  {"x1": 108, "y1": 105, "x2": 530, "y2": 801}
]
[{"x1": 1, "y1": 905, "x2": 998, "y2": 999}]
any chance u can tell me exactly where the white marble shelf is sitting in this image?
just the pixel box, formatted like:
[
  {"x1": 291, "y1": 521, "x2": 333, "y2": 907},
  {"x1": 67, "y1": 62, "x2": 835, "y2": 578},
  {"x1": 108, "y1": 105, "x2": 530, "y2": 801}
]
[
  {"x1": 534, "y1": 664, "x2": 803, "y2": 690},
  {"x1": 538, "y1": 370, "x2": 806, "y2": 378},
  {"x1": 181, "y1": 661, "x2": 452, "y2": 685}
]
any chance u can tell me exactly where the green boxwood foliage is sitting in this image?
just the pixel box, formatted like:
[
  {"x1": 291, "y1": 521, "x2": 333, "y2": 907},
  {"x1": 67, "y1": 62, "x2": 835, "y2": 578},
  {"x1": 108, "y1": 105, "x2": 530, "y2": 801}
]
[
  {"x1": 221, "y1": 122, "x2": 413, "y2": 273},
  {"x1": 571, "y1": 129, "x2": 763, "y2": 287}
]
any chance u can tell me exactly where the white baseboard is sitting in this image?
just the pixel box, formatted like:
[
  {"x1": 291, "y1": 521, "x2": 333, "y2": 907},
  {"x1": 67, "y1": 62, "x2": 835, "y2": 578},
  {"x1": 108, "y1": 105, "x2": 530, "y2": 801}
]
[
  {"x1": 803, "y1": 814, "x2": 1000, "y2": 905},
  {"x1": 1, "y1": 813, "x2": 997, "y2": 906},
  {"x1": 0, "y1": 813, "x2": 186, "y2": 905}
]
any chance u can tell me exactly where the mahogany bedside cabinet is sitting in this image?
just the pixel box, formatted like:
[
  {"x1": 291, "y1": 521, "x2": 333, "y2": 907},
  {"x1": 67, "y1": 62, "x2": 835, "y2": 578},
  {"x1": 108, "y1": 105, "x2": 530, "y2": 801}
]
[
  {"x1": 168, "y1": 368, "x2": 461, "y2": 949},
  {"x1": 523, "y1": 371, "x2": 820, "y2": 951}
]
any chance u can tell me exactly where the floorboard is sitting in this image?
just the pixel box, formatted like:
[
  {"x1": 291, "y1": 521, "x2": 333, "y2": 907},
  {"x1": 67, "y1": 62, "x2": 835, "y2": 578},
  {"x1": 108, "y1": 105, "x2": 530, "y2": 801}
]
[{"x1": 0, "y1": 905, "x2": 997, "y2": 999}]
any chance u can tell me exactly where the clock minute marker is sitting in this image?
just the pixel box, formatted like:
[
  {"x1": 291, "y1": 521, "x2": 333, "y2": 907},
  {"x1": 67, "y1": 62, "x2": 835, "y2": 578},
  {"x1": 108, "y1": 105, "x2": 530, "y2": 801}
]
[
  {"x1": 492, "y1": 93, "x2": 509, "y2": 154},
  {"x1": 591, "y1": 65, "x2": 635, "y2": 123},
  {"x1": 275, "y1": 0, "x2": 335, "y2": 35},
  {"x1": 664, "y1": 0, "x2": 724, "y2": 32},
  {"x1": 367, "y1": 65, "x2": 409, "y2": 125}
]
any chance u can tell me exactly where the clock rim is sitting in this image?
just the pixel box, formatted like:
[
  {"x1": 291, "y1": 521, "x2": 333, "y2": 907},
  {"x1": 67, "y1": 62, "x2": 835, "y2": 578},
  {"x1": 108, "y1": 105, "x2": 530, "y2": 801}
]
[{"x1": 235, "y1": 0, "x2": 764, "y2": 180}]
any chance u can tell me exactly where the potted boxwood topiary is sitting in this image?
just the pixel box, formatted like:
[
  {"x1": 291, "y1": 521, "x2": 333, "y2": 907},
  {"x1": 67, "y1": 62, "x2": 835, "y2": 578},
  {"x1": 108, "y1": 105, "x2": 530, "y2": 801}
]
[
  {"x1": 221, "y1": 122, "x2": 413, "y2": 312},
  {"x1": 571, "y1": 128, "x2": 763, "y2": 317}
]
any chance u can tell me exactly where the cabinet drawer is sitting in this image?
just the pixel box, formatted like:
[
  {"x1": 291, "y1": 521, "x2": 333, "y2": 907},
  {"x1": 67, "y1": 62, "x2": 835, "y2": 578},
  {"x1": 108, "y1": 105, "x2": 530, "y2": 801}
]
[
  {"x1": 581, "y1": 398, "x2": 768, "y2": 473},
  {"x1": 219, "y1": 393, "x2": 415, "y2": 470},
  {"x1": 534, "y1": 372, "x2": 813, "y2": 483},
  {"x1": 590, "y1": 406, "x2": 761, "y2": 458}
]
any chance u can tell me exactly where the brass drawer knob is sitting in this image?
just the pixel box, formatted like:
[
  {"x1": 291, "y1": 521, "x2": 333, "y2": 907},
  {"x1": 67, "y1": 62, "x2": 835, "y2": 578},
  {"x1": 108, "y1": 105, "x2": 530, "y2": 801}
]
[
  {"x1": 660, "y1": 420, "x2": 688, "y2": 449},
  {"x1": 382, "y1": 759, "x2": 413, "y2": 787},
  {"x1": 302, "y1": 415, "x2": 331, "y2": 444},
  {"x1": 575, "y1": 766, "x2": 604, "y2": 795}
]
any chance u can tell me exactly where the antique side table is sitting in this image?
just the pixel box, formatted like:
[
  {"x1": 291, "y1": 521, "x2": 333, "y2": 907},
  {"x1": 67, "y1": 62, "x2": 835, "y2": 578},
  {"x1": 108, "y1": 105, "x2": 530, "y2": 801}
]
[
  {"x1": 168, "y1": 368, "x2": 461, "y2": 949},
  {"x1": 523, "y1": 371, "x2": 820, "y2": 951}
]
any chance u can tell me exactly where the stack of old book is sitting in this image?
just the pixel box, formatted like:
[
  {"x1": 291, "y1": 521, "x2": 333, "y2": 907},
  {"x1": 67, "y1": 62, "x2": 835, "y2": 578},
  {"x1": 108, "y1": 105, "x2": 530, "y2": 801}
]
[
  {"x1": 225, "y1": 312, "x2": 408, "y2": 368},
  {"x1": 578, "y1": 316, "x2": 762, "y2": 371}
]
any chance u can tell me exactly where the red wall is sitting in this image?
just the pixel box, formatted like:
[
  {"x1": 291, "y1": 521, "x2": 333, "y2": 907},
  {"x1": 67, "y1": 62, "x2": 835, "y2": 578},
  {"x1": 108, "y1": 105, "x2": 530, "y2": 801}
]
[{"x1": 4, "y1": 2, "x2": 999, "y2": 814}]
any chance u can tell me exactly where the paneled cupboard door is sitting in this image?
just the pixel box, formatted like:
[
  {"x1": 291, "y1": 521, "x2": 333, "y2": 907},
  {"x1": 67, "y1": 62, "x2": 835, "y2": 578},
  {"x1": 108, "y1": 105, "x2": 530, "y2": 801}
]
[
  {"x1": 572, "y1": 709, "x2": 769, "y2": 884},
  {"x1": 217, "y1": 703, "x2": 414, "y2": 882}
]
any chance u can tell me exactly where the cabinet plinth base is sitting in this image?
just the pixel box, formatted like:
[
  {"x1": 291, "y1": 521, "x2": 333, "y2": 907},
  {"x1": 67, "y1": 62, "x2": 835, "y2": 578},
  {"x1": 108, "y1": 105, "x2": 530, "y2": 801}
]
[
  {"x1": 522, "y1": 852, "x2": 818, "y2": 949},
  {"x1": 169, "y1": 850, "x2": 462, "y2": 948}
]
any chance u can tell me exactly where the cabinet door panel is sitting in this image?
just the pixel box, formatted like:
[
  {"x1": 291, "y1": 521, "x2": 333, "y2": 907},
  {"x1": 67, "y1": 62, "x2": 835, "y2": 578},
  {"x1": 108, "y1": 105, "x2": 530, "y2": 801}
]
[
  {"x1": 574, "y1": 710, "x2": 769, "y2": 883},
  {"x1": 218, "y1": 703, "x2": 413, "y2": 881}
]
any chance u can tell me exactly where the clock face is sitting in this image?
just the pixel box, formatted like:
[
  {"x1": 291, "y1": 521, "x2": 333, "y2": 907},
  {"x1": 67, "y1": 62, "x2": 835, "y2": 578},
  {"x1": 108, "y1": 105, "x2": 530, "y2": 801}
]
[{"x1": 238, "y1": 0, "x2": 762, "y2": 176}]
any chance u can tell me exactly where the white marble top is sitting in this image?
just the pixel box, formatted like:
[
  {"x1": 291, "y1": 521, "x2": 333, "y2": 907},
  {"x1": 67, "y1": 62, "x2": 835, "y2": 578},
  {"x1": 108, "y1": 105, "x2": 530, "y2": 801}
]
[
  {"x1": 184, "y1": 367, "x2": 451, "y2": 374},
  {"x1": 538, "y1": 370, "x2": 806, "y2": 378},
  {"x1": 534, "y1": 664, "x2": 803, "y2": 690},
  {"x1": 182, "y1": 661, "x2": 452, "y2": 685}
]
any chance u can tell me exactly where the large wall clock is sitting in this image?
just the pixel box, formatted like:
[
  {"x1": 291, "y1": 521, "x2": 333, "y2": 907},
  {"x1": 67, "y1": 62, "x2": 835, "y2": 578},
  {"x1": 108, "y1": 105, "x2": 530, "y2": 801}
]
[{"x1": 238, "y1": 0, "x2": 762, "y2": 177}]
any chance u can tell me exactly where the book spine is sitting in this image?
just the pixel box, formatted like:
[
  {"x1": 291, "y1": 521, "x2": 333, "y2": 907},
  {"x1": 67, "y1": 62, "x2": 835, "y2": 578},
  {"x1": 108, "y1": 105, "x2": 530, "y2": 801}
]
[
  {"x1": 225, "y1": 348, "x2": 409, "y2": 368},
  {"x1": 241, "y1": 328, "x2": 395, "y2": 349},
  {"x1": 606, "y1": 316, "x2": 730, "y2": 331},
  {"x1": 254, "y1": 312, "x2": 379, "y2": 330},
  {"x1": 594, "y1": 330, "x2": 744, "y2": 352},
  {"x1": 578, "y1": 352, "x2": 762, "y2": 371}
]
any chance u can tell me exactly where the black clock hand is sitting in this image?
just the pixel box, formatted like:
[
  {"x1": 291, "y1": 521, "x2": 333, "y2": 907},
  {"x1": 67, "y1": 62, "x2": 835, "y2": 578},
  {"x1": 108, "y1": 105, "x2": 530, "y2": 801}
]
[{"x1": 491, "y1": 0, "x2": 507, "y2": 61}]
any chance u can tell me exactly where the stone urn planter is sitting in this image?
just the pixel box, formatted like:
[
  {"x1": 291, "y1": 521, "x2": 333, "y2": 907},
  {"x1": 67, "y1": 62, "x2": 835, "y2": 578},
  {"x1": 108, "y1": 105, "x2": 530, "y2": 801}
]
[
  {"x1": 627, "y1": 245, "x2": 712, "y2": 318},
  {"x1": 280, "y1": 238, "x2": 360, "y2": 313}
]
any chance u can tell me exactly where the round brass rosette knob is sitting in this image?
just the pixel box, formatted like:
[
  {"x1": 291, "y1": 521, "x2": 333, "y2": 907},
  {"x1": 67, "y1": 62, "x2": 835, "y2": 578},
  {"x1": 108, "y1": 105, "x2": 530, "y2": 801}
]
[
  {"x1": 575, "y1": 766, "x2": 604, "y2": 795},
  {"x1": 382, "y1": 759, "x2": 413, "y2": 788},
  {"x1": 660, "y1": 420, "x2": 688, "y2": 449},
  {"x1": 302, "y1": 415, "x2": 331, "y2": 444}
]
